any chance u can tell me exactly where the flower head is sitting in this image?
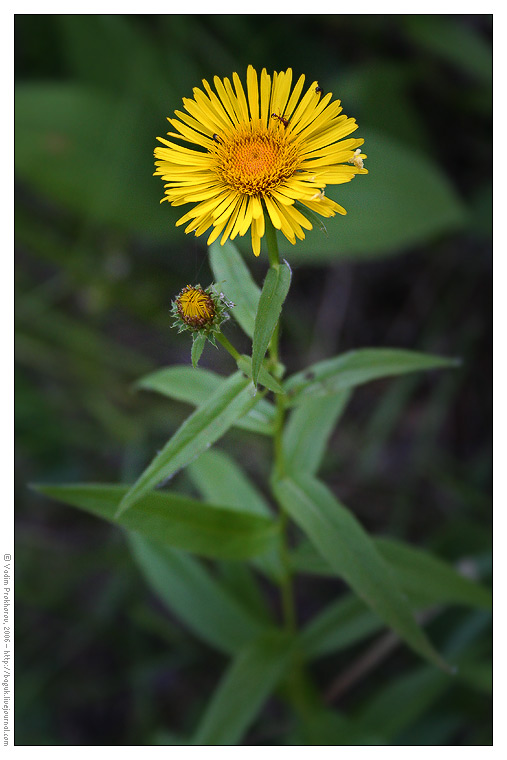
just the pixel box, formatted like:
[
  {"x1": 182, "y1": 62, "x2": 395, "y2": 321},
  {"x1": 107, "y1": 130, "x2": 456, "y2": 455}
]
[
  {"x1": 154, "y1": 66, "x2": 367, "y2": 256},
  {"x1": 176, "y1": 285, "x2": 215, "y2": 329},
  {"x1": 171, "y1": 283, "x2": 232, "y2": 338}
]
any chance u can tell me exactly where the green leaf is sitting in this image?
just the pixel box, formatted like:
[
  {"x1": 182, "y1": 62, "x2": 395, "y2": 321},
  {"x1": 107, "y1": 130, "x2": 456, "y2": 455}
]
[
  {"x1": 187, "y1": 448, "x2": 283, "y2": 581},
  {"x1": 119, "y1": 371, "x2": 260, "y2": 516},
  {"x1": 333, "y1": 61, "x2": 430, "y2": 153},
  {"x1": 187, "y1": 448, "x2": 271, "y2": 518},
  {"x1": 284, "y1": 348, "x2": 459, "y2": 406},
  {"x1": 191, "y1": 333, "x2": 206, "y2": 369},
  {"x1": 375, "y1": 537, "x2": 492, "y2": 610},
  {"x1": 282, "y1": 391, "x2": 351, "y2": 475},
  {"x1": 273, "y1": 473, "x2": 450, "y2": 671},
  {"x1": 128, "y1": 534, "x2": 267, "y2": 655},
  {"x1": 356, "y1": 665, "x2": 449, "y2": 743},
  {"x1": 216, "y1": 561, "x2": 274, "y2": 626},
  {"x1": 193, "y1": 631, "x2": 294, "y2": 745},
  {"x1": 209, "y1": 240, "x2": 261, "y2": 339},
  {"x1": 252, "y1": 261, "x2": 292, "y2": 387},
  {"x1": 292, "y1": 538, "x2": 492, "y2": 611},
  {"x1": 300, "y1": 594, "x2": 383, "y2": 660},
  {"x1": 287, "y1": 707, "x2": 379, "y2": 746},
  {"x1": 15, "y1": 83, "x2": 176, "y2": 238},
  {"x1": 236, "y1": 354, "x2": 284, "y2": 395},
  {"x1": 137, "y1": 365, "x2": 275, "y2": 436},
  {"x1": 56, "y1": 15, "x2": 171, "y2": 106},
  {"x1": 274, "y1": 130, "x2": 466, "y2": 263},
  {"x1": 33, "y1": 483, "x2": 279, "y2": 561},
  {"x1": 404, "y1": 15, "x2": 492, "y2": 83}
]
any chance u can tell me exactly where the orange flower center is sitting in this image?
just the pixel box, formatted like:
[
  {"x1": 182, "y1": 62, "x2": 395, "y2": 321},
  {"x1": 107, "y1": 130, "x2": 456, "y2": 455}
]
[{"x1": 214, "y1": 125, "x2": 300, "y2": 196}]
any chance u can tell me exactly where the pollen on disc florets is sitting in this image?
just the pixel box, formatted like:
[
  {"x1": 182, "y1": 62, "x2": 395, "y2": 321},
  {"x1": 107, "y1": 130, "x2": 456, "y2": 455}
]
[{"x1": 214, "y1": 124, "x2": 300, "y2": 196}]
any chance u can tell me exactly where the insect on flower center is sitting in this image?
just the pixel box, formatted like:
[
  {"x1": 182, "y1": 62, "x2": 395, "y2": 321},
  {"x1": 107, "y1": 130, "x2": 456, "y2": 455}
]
[
  {"x1": 215, "y1": 126, "x2": 300, "y2": 196},
  {"x1": 176, "y1": 286, "x2": 215, "y2": 328}
]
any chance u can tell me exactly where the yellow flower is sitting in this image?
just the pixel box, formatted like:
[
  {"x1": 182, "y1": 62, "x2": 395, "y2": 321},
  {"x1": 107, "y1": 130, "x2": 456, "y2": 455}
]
[
  {"x1": 154, "y1": 66, "x2": 367, "y2": 257},
  {"x1": 175, "y1": 285, "x2": 215, "y2": 328}
]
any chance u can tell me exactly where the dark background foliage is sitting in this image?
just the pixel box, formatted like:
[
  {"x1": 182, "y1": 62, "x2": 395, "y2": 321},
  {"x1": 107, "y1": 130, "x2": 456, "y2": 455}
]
[{"x1": 15, "y1": 14, "x2": 491, "y2": 745}]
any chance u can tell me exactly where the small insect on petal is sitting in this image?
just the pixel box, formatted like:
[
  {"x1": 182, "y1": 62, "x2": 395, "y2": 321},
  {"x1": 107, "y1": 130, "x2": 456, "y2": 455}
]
[{"x1": 271, "y1": 112, "x2": 289, "y2": 127}]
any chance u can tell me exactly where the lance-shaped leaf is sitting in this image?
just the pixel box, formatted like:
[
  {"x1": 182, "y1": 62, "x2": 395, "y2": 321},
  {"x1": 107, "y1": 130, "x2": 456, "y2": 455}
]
[
  {"x1": 137, "y1": 365, "x2": 275, "y2": 436},
  {"x1": 237, "y1": 354, "x2": 284, "y2": 395},
  {"x1": 282, "y1": 390, "x2": 351, "y2": 476},
  {"x1": 191, "y1": 332, "x2": 206, "y2": 369},
  {"x1": 284, "y1": 348, "x2": 460, "y2": 406},
  {"x1": 128, "y1": 535, "x2": 267, "y2": 655},
  {"x1": 188, "y1": 448, "x2": 283, "y2": 581},
  {"x1": 252, "y1": 260, "x2": 292, "y2": 387},
  {"x1": 209, "y1": 240, "x2": 261, "y2": 338},
  {"x1": 291, "y1": 537, "x2": 492, "y2": 610},
  {"x1": 375, "y1": 537, "x2": 492, "y2": 610},
  {"x1": 33, "y1": 483, "x2": 279, "y2": 561},
  {"x1": 300, "y1": 593, "x2": 384, "y2": 660},
  {"x1": 192, "y1": 630, "x2": 294, "y2": 745},
  {"x1": 355, "y1": 665, "x2": 450, "y2": 743},
  {"x1": 273, "y1": 472, "x2": 451, "y2": 671},
  {"x1": 187, "y1": 448, "x2": 272, "y2": 518},
  {"x1": 118, "y1": 371, "x2": 259, "y2": 515}
]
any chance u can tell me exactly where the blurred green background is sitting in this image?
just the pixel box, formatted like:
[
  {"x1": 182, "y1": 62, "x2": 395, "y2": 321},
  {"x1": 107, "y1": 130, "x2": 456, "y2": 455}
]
[{"x1": 15, "y1": 14, "x2": 491, "y2": 745}]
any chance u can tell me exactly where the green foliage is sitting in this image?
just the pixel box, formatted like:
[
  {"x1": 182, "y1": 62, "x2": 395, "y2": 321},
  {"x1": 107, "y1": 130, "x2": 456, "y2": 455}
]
[
  {"x1": 236, "y1": 355, "x2": 284, "y2": 395},
  {"x1": 291, "y1": 538, "x2": 492, "y2": 610},
  {"x1": 284, "y1": 348, "x2": 460, "y2": 406},
  {"x1": 252, "y1": 260, "x2": 292, "y2": 386},
  {"x1": 33, "y1": 483, "x2": 279, "y2": 562},
  {"x1": 300, "y1": 594, "x2": 383, "y2": 660},
  {"x1": 191, "y1": 333, "x2": 206, "y2": 369},
  {"x1": 275, "y1": 130, "x2": 466, "y2": 263},
  {"x1": 209, "y1": 240, "x2": 261, "y2": 338},
  {"x1": 128, "y1": 535, "x2": 268, "y2": 655},
  {"x1": 282, "y1": 391, "x2": 351, "y2": 475},
  {"x1": 192, "y1": 631, "x2": 294, "y2": 745},
  {"x1": 137, "y1": 365, "x2": 275, "y2": 436},
  {"x1": 273, "y1": 472, "x2": 450, "y2": 671},
  {"x1": 118, "y1": 371, "x2": 259, "y2": 515},
  {"x1": 19, "y1": 14, "x2": 491, "y2": 745}
]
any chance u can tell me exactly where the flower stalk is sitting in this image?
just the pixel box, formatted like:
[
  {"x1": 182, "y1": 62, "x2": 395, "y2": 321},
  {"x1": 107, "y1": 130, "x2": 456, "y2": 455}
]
[{"x1": 262, "y1": 214, "x2": 296, "y2": 637}]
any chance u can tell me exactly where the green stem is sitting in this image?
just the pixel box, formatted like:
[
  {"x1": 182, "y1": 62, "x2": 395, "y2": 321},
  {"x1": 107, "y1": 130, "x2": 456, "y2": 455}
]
[
  {"x1": 264, "y1": 210, "x2": 319, "y2": 723},
  {"x1": 263, "y1": 212, "x2": 296, "y2": 634},
  {"x1": 216, "y1": 332, "x2": 242, "y2": 362}
]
